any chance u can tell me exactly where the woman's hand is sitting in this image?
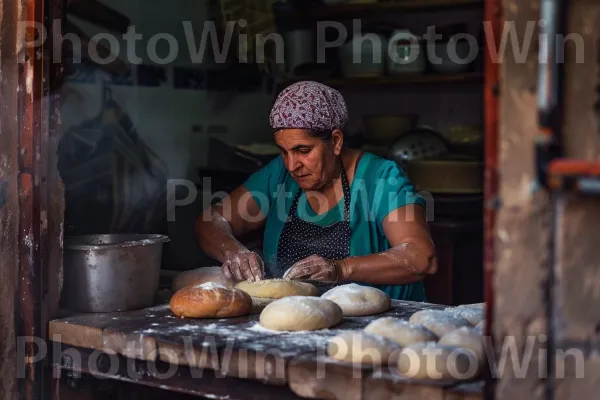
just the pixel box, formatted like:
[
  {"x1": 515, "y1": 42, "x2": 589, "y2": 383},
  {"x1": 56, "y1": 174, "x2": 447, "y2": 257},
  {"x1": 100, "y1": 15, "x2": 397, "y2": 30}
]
[
  {"x1": 283, "y1": 255, "x2": 347, "y2": 283},
  {"x1": 221, "y1": 251, "x2": 265, "y2": 282}
]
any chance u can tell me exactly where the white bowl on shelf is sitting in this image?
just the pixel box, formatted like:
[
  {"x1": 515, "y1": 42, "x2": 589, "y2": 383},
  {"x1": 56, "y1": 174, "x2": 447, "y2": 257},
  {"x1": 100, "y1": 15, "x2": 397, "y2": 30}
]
[
  {"x1": 387, "y1": 29, "x2": 426, "y2": 75},
  {"x1": 339, "y1": 33, "x2": 387, "y2": 78}
]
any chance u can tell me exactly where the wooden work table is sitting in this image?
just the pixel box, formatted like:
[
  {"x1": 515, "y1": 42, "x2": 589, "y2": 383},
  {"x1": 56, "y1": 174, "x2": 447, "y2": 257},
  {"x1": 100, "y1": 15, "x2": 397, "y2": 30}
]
[{"x1": 49, "y1": 300, "x2": 484, "y2": 400}]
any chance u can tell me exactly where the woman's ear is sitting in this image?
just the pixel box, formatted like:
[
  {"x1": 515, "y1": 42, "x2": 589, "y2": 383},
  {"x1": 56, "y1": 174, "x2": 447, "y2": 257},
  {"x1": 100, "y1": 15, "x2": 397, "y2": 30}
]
[{"x1": 331, "y1": 129, "x2": 344, "y2": 155}]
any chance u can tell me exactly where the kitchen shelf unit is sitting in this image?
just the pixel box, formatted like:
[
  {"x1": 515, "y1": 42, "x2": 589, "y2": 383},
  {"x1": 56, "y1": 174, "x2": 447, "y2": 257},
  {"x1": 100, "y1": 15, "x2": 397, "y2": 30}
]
[
  {"x1": 275, "y1": 0, "x2": 485, "y2": 21},
  {"x1": 277, "y1": 72, "x2": 483, "y2": 90}
]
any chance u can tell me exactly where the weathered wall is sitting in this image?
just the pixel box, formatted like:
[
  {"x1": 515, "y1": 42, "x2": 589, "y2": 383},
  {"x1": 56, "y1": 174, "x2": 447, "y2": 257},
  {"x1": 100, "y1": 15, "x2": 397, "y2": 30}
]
[
  {"x1": 0, "y1": 1, "x2": 22, "y2": 399},
  {"x1": 495, "y1": 0, "x2": 551, "y2": 399},
  {"x1": 496, "y1": 0, "x2": 600, "y2": 399},
  {"x1": 553, "y1": 1, "x2": 600, "y2": 399}
]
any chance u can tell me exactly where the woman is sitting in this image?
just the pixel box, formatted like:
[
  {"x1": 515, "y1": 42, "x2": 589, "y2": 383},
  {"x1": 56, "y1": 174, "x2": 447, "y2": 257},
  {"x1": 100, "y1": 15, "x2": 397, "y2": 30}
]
[{"x1": 196, "y1": 81, "x2": 437, "y2": 301}]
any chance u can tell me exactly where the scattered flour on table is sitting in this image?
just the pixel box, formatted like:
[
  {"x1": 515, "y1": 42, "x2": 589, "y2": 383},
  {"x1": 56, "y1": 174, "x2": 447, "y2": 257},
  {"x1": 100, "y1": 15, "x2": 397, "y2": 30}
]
[
  {"x1": 248, "y1": 323, "x2": 286, "y2": 334},
  {"x1": 200, "y1": 395, "x2": 230, "y2": 400},
  {"x1": 147, "y1": 304, "x2": 170, "y2": 312},
  {"x1": 200, "y1": 322, "x2": 275, "y2": 341}
]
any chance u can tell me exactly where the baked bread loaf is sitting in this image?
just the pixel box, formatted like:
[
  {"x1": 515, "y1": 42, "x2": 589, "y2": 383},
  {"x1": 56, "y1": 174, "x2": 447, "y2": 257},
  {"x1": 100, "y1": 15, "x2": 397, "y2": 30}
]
[
  {"x1": 170, "y1": 282, "x2": 252, "y2": 318},
  {"x1": 171, "y1": 267, "x2": 234, "y2": 293}
]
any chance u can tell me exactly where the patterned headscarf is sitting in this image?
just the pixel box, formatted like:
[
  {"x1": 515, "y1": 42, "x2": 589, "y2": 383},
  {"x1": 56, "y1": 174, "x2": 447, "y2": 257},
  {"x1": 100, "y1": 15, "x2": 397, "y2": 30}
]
[{"x1": 269, "y1": 81, "x2": 349, "y2": 132}]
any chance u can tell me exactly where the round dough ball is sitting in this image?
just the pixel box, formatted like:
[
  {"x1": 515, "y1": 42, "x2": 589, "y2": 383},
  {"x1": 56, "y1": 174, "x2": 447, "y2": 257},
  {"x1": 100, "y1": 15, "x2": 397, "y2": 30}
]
[
  {"x1": 170, "y1": 282, "x2": 252, "y2": 318},
  {"x1": 327, "y1": 331, "x2": 401, "y2": 366},
  {"x1": 235, "y1": 279, "x2": 317, "y2": 299},
  {"x1": 439, "y1": 327, "x2": 485, "y2": 364},
  {"x1": 397, "y1": 342, "x2": 480, "y2": 381},
  {"x1": 259, "y1": 296, "x2": 343, "y2": 331},
  {"x1": 321, "y1": 283, "x2": 391, "y2": 316},
  {"x1": 410, "y1": 310, "x2": 471, "y2": 337},
  {"x1": 440, "y1": 328, "x2": 484, "y2": 356},
  {"x1": 444, "y1": 307, "x2": 484, "y2": 326},
  {"x1": 408, "y1": 309, "x2": 452, "y2": 325},
  {"x1": 364, "y1": 317, "x2": 438, "y2": 346},
  {"x1": 420, "y1": 315, "x2": 472, "y2": 338}
]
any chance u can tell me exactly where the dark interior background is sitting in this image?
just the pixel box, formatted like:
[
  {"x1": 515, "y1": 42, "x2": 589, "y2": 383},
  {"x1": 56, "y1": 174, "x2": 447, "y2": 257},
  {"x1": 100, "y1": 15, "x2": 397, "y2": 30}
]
[{"x1": 56, "y1": 0, "x2": 485, "y2": 306}]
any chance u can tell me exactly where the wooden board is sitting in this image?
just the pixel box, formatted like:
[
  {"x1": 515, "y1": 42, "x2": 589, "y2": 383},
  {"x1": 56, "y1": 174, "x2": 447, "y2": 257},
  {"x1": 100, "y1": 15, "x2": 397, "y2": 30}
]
[
  {"x1": 50, "y1": 304, "x2": 280, "y2": 368},
  {"x1": 363, "y1": 367, "x2": 454, "y2": 400},
  {"x1": 288, "y1": 354, "x2": 373, "y2": 400},
  {"x1": 50, "y1": 300, "x2": 482, "y2": 399}
]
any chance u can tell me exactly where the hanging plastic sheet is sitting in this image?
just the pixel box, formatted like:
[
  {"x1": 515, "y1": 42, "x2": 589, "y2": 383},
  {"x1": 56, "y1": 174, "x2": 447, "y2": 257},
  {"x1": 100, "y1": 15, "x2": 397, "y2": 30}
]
[{"x1": 58, "y1": 84, "x2": 169, "y2": 235}]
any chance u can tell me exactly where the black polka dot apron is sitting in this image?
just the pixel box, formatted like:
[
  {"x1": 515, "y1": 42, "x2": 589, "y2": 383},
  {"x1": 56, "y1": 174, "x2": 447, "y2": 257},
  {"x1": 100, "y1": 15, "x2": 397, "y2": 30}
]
[{"x1": 269, "y1": 163, "x2": 352, "y2": 278}]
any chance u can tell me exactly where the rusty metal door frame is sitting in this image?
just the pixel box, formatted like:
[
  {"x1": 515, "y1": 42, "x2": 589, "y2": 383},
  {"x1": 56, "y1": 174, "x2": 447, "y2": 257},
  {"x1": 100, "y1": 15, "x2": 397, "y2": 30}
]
[
  {"x1": 483, "y1": 0, "x2": 503, "y2": 398},
  {"x1": 0, "y1": 1, "x2": 23, "y2": 398},
  {"x1": 0, "y1": 0, "x2": 64, "y2": 399}
]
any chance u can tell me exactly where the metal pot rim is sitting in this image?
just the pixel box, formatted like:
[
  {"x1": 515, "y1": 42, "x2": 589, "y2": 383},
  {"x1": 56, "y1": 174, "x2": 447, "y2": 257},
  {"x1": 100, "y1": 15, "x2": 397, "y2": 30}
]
[{"x1": 64, "y1": 234, "x2": 170, "y2": 251}]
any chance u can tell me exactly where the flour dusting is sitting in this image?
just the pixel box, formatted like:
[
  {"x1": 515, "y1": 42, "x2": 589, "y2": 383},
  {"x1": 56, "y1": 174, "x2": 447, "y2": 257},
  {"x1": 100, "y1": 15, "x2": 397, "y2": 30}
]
[
  {"x1": 194, "y1": 282, "x2": 230, "y2": 290},
  {"x1": 248, "y1": 323, "x2": 287, "y2": 334}
]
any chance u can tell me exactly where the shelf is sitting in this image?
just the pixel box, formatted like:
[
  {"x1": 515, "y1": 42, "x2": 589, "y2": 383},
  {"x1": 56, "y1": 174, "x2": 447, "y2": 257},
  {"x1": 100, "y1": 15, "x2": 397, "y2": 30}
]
[
  {"x1": 276, "y1": 0, "x2": 485, "y2": 21},
  {"x1": 278, "y1": 72, "x2": 483, "y2": 89}
]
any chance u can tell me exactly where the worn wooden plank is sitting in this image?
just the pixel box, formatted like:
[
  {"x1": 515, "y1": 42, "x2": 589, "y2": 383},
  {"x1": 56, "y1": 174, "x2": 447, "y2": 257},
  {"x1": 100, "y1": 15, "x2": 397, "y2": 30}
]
[
  {"x1": 445, "y1": 381, "x2": 485, "y2": 400},
  {"x1": 287, "y1": 354, "x2": 372, "y2": 400},
  {"x1": 219, "y1": 329, "x2": 335, "y2": 385},
  {"x1": 50, "y1": 305, "x2": 278, "y2": 362},
  {"x1": 48, "y1": 300, "x2": 445, "y2": 354},
  {"x1": 50, "y1": 301, "x2": 484, "y2": 398},
  {"x1": 49, "y1": 321, "x2": 105, "y2": 350},
  {"x1": 49, "y1": 300, "x2": 449, "y2": 387},
  {"x1": 53, "y1": 344, "x2": 306, "y2": 400},
  {"x1": 157, "y1": 340, "x2": 220, "y2": 370},
  {"x1": 363, "y1": 366, "x2": 456, "y2": 400}
]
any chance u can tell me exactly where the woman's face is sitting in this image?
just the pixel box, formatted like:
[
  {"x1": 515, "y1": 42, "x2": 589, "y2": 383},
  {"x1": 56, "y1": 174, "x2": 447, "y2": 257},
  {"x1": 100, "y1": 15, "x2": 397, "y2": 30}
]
[{"x1": 274, "y1": 128, "x2": 343, "y2": 191}]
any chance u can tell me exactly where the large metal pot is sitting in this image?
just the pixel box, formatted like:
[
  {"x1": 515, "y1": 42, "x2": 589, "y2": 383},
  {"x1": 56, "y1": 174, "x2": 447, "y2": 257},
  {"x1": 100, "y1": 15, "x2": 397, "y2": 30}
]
[{"x1": 61, "y1": 234, "x2": 169, "y2": 313}]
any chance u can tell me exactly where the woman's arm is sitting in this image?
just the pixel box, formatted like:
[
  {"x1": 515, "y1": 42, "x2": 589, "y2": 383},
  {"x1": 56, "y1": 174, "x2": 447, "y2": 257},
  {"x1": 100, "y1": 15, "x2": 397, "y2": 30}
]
[
  {"x1": 195, "y1": 185, "x2": 267, "y2": 281},
  {"x1": 338, "y1": 204, "x2": 437, "y2": 284},
  {"x1": 284, "y1": 204, "x2": 437, "y2": 284}
]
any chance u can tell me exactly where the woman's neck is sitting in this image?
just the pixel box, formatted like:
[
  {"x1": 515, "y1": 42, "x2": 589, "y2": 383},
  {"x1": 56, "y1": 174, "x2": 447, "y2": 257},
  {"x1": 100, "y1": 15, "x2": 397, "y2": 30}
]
[{"x1": 304, "y1": 149, "x2": 360, "y2": 215}]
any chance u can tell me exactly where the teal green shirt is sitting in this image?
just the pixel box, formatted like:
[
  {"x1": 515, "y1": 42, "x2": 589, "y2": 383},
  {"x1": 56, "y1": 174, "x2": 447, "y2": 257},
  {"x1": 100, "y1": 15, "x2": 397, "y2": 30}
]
[{"x1": 242, "y1": 152, "x2": 428, "y2": 301}]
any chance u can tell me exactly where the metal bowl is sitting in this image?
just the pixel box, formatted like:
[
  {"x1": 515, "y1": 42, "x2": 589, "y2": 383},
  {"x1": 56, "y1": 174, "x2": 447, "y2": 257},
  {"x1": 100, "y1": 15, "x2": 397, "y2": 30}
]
[
  {"x1": 61, "y1": 234, "x2": 169, "y2": 313},
  {"x1": 388, "y1": 127, "x2": 450, "y2": 168}
]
